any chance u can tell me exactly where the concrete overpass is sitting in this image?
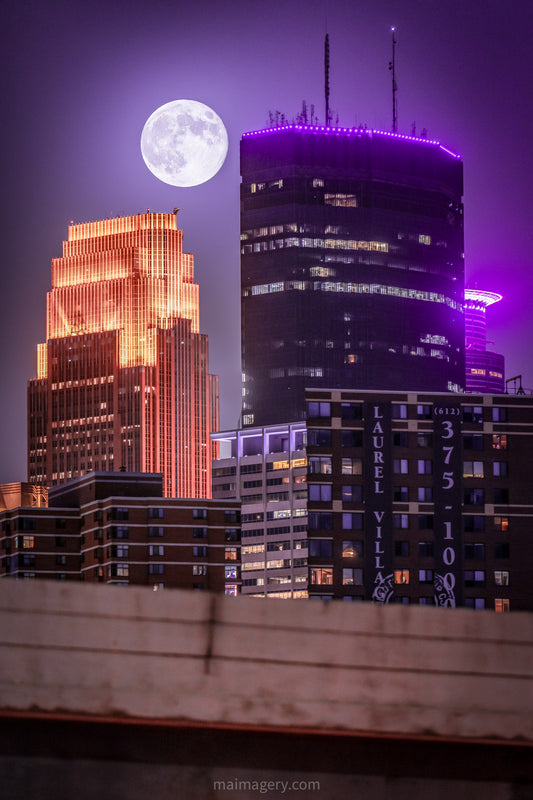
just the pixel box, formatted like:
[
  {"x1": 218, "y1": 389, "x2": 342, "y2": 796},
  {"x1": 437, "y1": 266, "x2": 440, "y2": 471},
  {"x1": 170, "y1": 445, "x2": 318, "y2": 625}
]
[{"x1": 0, "y1": 581, "x2": 531, "y2": 798}]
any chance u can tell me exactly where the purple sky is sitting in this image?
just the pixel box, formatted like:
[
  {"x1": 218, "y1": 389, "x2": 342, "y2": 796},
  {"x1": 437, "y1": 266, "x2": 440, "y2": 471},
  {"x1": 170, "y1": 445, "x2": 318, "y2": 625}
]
[{"x1": 2, "y1": 0, "x2": 532, "y2": 483}]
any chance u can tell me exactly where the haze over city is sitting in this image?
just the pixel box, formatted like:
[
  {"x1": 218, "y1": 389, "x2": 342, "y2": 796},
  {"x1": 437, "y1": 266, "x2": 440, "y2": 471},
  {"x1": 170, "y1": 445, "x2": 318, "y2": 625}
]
[{"x1": 2, "y1": 0, "x2": 532, "y2": 483}]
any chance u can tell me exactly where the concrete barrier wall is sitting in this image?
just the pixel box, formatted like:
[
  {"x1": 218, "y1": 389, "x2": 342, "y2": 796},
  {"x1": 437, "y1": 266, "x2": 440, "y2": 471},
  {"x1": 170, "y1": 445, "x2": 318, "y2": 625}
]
[{"x1": 0, "y1": 581, "x2": 532, "y2": 743}]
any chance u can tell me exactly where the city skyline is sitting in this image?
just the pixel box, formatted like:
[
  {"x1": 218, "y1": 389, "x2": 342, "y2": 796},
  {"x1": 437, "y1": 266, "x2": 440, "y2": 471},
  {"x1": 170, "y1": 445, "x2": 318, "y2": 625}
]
[{"x1": 2, "y1": 0, "x2": 532, "y2": 483}]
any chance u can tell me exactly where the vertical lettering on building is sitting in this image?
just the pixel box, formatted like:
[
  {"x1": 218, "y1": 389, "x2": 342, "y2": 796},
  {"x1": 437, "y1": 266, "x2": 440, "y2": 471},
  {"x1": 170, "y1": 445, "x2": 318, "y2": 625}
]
[
  {"x1": 433, "y1": 405, "x2": 462, "y2": 607},
  {"x1": 364, "y1": 402, "x2": 393, "y2": 602}
]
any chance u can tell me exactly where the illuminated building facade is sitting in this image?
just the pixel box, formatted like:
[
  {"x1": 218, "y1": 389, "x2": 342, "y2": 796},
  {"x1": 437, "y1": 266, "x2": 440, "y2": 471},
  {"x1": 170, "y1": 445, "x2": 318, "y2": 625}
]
[
  {"x1": 212, "y1": 424, "x2": 308, "y2": 598},
  {"x1": 28, "y1": 213, "x2": 217, "y2": 497},
  {"x1": 0, "y1": 473, "x2": 241, "y2": 593},
  {"x1": 211, "y1": 388, "x2": 533, "y2": 611},
  {"x1": 240, "y1": 125, "x2": 465, "y2": 426},
  {"x1": 305, "y1": 388, "x2": 533, "y2": 611},
  {"x1": 464, "y1": 289, "x2": 505, "y2": 393}
]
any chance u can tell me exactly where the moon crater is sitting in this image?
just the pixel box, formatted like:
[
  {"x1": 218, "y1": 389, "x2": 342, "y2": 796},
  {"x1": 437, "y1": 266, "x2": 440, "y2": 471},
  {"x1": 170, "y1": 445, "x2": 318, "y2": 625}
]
[{"x1": 141, "y1": 99, "x2": 228, "y2": 187}]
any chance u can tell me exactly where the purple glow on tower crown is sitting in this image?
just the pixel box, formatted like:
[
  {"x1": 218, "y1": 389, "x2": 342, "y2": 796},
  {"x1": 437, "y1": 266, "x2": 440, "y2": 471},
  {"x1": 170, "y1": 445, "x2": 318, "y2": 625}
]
[
  {"x1": 464, "y1": 289, "x2": 503, "y2": 310},
  {"x1": 242, "y1": 124, "x2": 462, "y2": 159}
]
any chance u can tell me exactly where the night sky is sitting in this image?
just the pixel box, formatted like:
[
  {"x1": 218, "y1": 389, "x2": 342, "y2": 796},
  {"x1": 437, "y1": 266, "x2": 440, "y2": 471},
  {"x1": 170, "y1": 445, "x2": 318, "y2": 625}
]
[{"x1": 2, "y1": 0, "x2": 532, "y2": 484}]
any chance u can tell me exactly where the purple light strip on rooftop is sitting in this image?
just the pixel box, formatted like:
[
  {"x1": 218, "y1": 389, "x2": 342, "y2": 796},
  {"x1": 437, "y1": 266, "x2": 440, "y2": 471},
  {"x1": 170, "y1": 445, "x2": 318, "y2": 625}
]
[{"x1": 242, "y1": 124, "x2": 461, "y2": 159}]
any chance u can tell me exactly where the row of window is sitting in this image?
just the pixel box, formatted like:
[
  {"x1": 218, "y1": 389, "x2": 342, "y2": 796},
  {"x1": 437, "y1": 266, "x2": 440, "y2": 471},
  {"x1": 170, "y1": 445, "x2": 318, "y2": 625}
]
[
  {"x1": 307, "y1": 402, "x2": 511, "y2": 423},
  {"x1": 308, "y1": 511, "x2": 511, "y2": 531},
  {"x1": 309, "y1": 567, "x2": 509, "y2": 587}
]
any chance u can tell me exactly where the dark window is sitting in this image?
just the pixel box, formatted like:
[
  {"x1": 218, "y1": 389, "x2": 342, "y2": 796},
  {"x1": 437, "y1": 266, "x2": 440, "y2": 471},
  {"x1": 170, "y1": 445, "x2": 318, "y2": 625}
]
[
  {"x1": 492, "y1": 407, "x2": 507, "y2": 422},
  {"x1": 392, "y1": 404, "x2": 407, "y2": 419},
  {"x1": 418, "y1": 515, "x2": 434, "y2": 530},
  {"x1": 394, "y1": 541, "x2": 409, "y2": 557},
  {"x1": 418, "y1": 569, "x2": 434, "y2": 583},
  {"x1": 308, "y1": 484, "x2": 332, "y2": 502},
  {"x1": 393, "y1": 514, "x2": 409, "y2": 529},
  {"x1": 417, "y1": 404, "x2": 432, "y2": 419},
  {"x1": 463, "y1": 406, "x2": 483, "y2": 424},
  {"x1": 55, "y1": 536, "x2": 66, "y2": 547},
  {"x1": 464, "y1": 543, "x2": 485, "y2": 560},
  {"x1": 193, "y1": 508, "x2": 208, "y2": 519},
  {"x1": 55, "y1": 518, "x2": 67, "y2": 529},
  {"x1": 341, "y1": 485, "x2": 363, "y2": 502},
  {"x1": 148, "y1": 508, "x2": 164, "y2": 519},
  {"x1": 148, "y1": 526, "x2": 164, "y2": 537},
  {"x1": 493, "y1": 461, "x2": 508, "y2": 477},
  {"x1": 192, "y1": 527, "x2": 207, "y2": 538},
  {"x1": 342, "y1": 513, "x2": 363, "y2": 530},
  {"x1": 341, "y1": 403, "x2": 363, "y2": 420},
  {"x1": 225, "y1": 528, "x2": 240, "y2": 542},
  {"x1": 464, "y1": 570, "x2": 485, "y2": 587},
  {"x1": 341, "y1": 430, "x2": 363, "y2": 447},
  {"x1": 224, "y1": 509, "x2": 240, "y2": 523},
  {"x1": 393, "y1": 486, "x2": 409, "y2": 502},
  {"x1": 494, "y1": 542, "x2": 510, "y2": 558},
  {"x1": 418, "y1": 542, "x2": 434, "y2": 557},
  {"x1": 463, "y1": 434, "x2": 484, "y2": 451},
  {"x1": 393, "y1": 432, "x2": 409, "y2": 447},
  {"x1": 464, "y1": 598, "x2": 485, "y2": 609},
  {"x1": 416, "y1": 433, "x2": 433, "y2": 447},
  {"x1": 309, "y1": 539, "x2": 333, "y2": 557},
  {"x1": 417, "y1": 487, "x2": 433, "y2": 502},
  {"x1": 464, "y1": 516, "x2": 485, "y2": 532},
  {"x1": 464, "y1": 488, "x2": 484, "y2": 506},
  {"x1": 307, "y1": 401, "x2": 331, "y2": 418},
  {"x1": 192, "y1": 546, "x2": 207, "y2": 557},
  {"x1": 307, "y1": 429, "x2": 332, "y2": 447},
  {"x1": 308, "y1": 512, "x2": 333, "y2": 530},
  {"x1": 149, "y1": 564, "x2": 164, "y2": 575},
  {"x1": 494, "y1": 488, "x2": 509, "y2": 504}
]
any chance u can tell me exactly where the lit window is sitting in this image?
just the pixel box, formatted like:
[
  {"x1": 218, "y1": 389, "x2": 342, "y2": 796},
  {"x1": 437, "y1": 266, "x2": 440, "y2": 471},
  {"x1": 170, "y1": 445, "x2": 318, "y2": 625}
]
[
  {"x1": 342, "y1": 541, "x2": 363, "y2": 559},
  {"x1": 495, "y1": 598, "x2": 510, "y2": 613},
  {"x1": 463, "y1": 461, "x2": 484, "y2": 478},
  {"x1": 418, "y1": 569, "x2": 434, "y2": 583},
  {"x1": 341, "y1": 458, "x2": 362, "y2": 475},
  {"x1": 342, "y1": 568, "x2": 363, "y2": 585},
  {"x1": 394, "y1": 570, "x2": 409, "y2": 584},
  {"x1": 494, "y1": 570, "x2": 509, "y2": 586},
  {"x1": 22, "y1": 536, "x2": 34, "y2": 549},
  {"x1": 310, "y1": 568, "x2": 333, "y2": 585},
  {"x1": 417, "y1": 460, "x2": 432, "y2": 475},
  {"x1": 492, "y1": 434, "x2": 507, "y2": 450},
  {"x1": 494, "y1": 516, "x2": 509, "y2": 532},
  {"x1": 419, "y1": 234, "x2": 431, "y2": 245}
]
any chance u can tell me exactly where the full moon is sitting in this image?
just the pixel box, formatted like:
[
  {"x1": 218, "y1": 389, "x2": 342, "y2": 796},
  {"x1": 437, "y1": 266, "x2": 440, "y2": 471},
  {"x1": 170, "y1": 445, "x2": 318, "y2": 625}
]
[{"x1": 140, "y1": 99, "x2": 228, "y2": 187}]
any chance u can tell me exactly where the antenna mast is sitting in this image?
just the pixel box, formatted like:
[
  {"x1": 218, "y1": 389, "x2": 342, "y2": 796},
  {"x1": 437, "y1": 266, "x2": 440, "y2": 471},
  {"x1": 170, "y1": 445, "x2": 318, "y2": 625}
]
[
  {"x1": 389, "y1": 27, "x2": 398, "y2": 133},
  {"x1": 325, "y1": 33, "x2": 331, "y2": 126}
]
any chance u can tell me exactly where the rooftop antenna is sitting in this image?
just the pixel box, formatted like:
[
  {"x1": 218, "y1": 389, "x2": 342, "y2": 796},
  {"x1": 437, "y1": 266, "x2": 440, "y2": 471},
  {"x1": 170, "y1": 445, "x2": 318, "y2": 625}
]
[
  {"x1": 389, "y1": 27, "x2": 398, "y2": 133},
  {"x1": 325, "y1": 33, "x2": 331, "y2": 126}
]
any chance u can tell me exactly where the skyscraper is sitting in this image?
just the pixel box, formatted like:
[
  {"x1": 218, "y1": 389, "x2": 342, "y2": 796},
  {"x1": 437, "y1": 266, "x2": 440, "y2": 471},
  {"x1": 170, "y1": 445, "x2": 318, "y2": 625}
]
[
  {"x1": 240, "y1": 125, "x2": 465, "y2": 426},
  {"x1": 28, "y1": 212, "x2": 217, "y2": 498},
  {"x1": 464, "y1": 289, "x2": 505, "y2": 393}
]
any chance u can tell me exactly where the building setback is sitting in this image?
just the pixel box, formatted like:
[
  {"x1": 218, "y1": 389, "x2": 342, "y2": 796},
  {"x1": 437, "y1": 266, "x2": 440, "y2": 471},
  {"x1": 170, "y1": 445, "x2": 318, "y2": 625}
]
[
  {"x1": 28, "y1": 213, "x2": 218, "y2": 498},
  {"x1": 240, "y1": 125, "x2": 465, "y2": 426},
  {"x1": 305, "y1": 388, "x2": 533, "y2": 611},
  {"x1": 0, "y1": 473, "x2": 241, "y2": 594}
]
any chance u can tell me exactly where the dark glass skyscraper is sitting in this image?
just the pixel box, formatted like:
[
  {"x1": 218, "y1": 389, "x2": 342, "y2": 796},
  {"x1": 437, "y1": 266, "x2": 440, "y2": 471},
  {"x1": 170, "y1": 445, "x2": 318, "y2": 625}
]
[{"x1": 240, "y1": 125, "x2": 465, "y2": 426}]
